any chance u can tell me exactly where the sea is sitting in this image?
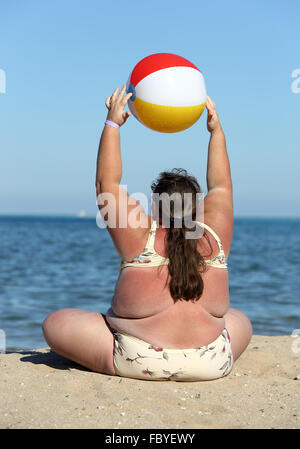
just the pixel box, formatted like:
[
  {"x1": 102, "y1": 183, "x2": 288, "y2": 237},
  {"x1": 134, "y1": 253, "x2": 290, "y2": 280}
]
[{"x1": 0, "y1": 215, "x2": 299, "y2": 350}]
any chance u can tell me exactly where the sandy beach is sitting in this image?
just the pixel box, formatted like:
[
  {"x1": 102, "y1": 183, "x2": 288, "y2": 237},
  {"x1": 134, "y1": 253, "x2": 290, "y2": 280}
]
[{"x1": 0, "y1": 335, "x2": 299, "y2": 429}]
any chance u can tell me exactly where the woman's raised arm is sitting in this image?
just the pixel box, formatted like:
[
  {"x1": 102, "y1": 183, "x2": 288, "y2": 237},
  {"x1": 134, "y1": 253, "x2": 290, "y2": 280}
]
[
  {"x1": 203, "y1": 96, "x2": 233, "y2": 258},
  {"x1": 206, "y1": 96, "x2": 232, "y2": 192},
  {"x1": 95, "y1": 85, "x2": 150, "y2": 260},
  {"x1": 95, "y1": 85, "x2": 132, "y2": 191}
]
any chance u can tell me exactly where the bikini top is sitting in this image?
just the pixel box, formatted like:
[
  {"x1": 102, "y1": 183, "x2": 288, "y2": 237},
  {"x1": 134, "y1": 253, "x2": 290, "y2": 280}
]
[{"x1": 119, "y1": 220, "x2": 227, "y2": 271}]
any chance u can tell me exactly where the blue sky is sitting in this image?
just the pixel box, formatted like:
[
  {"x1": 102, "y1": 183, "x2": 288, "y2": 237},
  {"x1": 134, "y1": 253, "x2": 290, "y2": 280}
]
[{"x1": 0, "y1": 0, "x2": 299, "y2": 217}]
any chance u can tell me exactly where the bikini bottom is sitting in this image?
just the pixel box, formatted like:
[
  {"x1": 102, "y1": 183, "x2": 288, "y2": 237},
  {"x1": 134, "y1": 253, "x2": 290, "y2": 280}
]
[{"x1": 110, "y1": 327, "x2": 233, "y2": 381}]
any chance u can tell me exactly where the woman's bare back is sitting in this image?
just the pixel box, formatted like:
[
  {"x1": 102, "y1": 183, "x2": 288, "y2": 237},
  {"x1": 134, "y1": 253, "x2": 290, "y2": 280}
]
[{"x1": 106, "y1": 224, "x2": 230, "y2": 348}]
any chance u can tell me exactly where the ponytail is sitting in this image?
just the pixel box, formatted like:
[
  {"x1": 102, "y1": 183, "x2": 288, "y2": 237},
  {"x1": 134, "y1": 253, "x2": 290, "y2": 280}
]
[{"x1": 166, "y1": 224, "x2": 209, "y2": 302}]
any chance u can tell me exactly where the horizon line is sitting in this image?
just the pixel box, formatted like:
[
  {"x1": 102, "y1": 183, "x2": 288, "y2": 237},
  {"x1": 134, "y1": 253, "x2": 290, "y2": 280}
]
[{"x1": 0, "y1": 213, "x2": 300, "y2": 220}]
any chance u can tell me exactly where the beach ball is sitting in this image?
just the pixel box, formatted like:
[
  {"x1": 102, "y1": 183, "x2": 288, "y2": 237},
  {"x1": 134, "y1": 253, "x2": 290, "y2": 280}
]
[{"x1": 126, "y1": 53, "x2": 207, "y2": 133}]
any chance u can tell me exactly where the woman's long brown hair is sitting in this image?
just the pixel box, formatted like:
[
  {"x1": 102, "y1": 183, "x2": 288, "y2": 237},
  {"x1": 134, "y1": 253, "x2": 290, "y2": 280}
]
[{"x1": 151, "y1": 168, "x2": 213, "y2": 303}]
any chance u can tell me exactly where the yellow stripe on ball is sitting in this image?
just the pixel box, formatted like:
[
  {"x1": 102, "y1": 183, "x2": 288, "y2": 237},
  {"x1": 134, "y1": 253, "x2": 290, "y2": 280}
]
[{"x1": 133, "y1": 97, "x2": 206, "y2": 133}]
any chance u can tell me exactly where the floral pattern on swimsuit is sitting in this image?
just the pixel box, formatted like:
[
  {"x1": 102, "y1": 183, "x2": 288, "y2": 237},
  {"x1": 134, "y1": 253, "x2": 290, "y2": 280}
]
[{"x1": 112, "y1": 328, "x2": 233, "y2": 381}]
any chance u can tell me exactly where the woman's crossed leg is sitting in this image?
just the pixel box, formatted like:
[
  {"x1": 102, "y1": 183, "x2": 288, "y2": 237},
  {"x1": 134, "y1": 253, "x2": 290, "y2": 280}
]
[
  {"x1": 223, "y1": 307, "x2": 252, "y2": 361},
  {"x1": 42, "y1": 309, "x2": 116, "y2": 375}
]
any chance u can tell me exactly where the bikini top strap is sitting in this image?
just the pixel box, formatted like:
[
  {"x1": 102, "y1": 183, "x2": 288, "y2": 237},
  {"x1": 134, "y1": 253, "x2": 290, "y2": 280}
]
[
  {"x1": 144, "y1": 220, "x2": 157, "y2": 251},
  {"x1": 196, "y1": 221, "x2": 224, "y2": 252},
  {"x1": 145, "y1": 220, "x2": 224, "y2": 253}
]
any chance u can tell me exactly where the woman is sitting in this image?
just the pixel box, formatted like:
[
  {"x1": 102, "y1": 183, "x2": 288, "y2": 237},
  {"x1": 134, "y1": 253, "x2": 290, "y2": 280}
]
[{"x1": 42, "y1": 85, "x2": 252, "y2": 381}]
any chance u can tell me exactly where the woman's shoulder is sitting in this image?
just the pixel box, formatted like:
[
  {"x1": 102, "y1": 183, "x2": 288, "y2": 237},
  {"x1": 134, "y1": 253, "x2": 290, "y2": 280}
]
[
  {"x1": 113, "y1": 215, "x2": 153, "y2": 261},
  {"x1": 199, "y1": 217, "x2": 232, "y2": 260},
  {"x1": 202, "y1": 188, "x2": 233, "y2": 259}
]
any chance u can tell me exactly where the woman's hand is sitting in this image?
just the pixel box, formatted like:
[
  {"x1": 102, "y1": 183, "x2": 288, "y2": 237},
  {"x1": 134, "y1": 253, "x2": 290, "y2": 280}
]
[
  {"x1": 206, "y1": 95, "x2": 222, "y2": 134},
  {"x1": 105, "y1": 85, "x2": 133, "y2": 126}
]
